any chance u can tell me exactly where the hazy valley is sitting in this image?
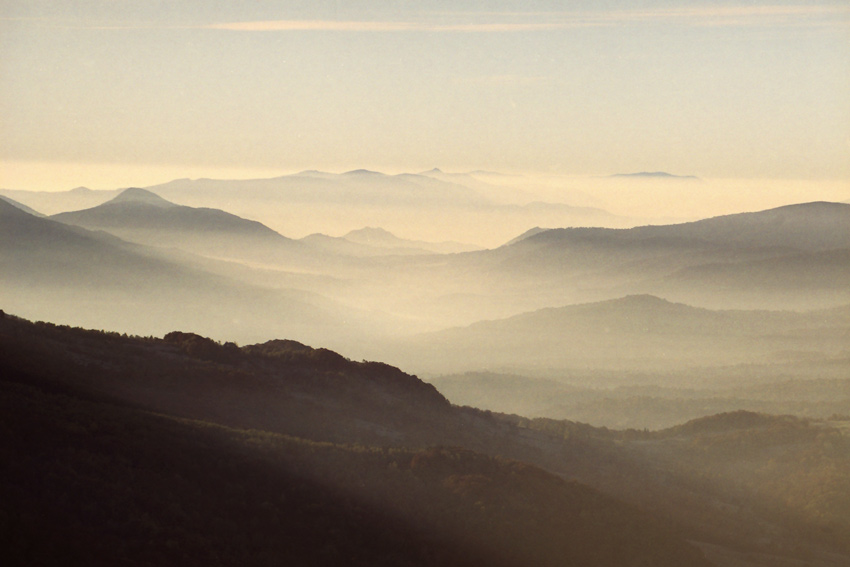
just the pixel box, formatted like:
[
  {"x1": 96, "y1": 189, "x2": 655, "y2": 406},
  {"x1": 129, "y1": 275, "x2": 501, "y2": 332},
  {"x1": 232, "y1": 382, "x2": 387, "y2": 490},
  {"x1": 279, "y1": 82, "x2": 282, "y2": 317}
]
[{"x1": 2, "y1": 170, "x2": 850, "y2": 566}]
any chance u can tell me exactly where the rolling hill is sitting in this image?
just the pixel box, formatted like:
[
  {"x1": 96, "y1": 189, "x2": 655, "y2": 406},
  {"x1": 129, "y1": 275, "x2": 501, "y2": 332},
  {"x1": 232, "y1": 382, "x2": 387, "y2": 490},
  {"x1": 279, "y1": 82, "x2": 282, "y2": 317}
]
[
  {"x1": 387, "y1": 295, "x2": 850, "y2": 375},
  {"x1": 432, "y1": 201, "x2": 850, "y2": 314},
  {"x1": 51, "y1": 187, "x2": 306, "y2": 265},
  {"x1": 0, "y1": 199, "x2": 368, "y2": 348},
  {"x1": 0, "y1": 185, "x2": 119, "y2": 214}
]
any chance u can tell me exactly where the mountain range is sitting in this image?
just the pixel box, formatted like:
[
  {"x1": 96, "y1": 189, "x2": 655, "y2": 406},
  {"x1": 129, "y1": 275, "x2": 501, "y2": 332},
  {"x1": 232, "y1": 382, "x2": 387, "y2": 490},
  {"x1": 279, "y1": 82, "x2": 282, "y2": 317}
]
[
  {"x1": 452, "y1": 201, "x2": 850, "y2": 312},
  {"x1": 2, "y1": 311, "x2": 848, "y2": 566},
  {"x1": 385, "y1": 294, "x2": 850, "y2": 375},
  {"x1": 610, "y1": 171, "x2": 699, "y2": 179},
  {"x1": 4, "y1": 172, "x2": 850, "y2": 566},
  {"x1": 302, "y1": 226, "x2": 482, "y2": 257},
  {"x1": 2, "y1": 169, "x2": 633, "y2": 246},
  {"x1": 0, "y1": 197, "x2": 374, "y2": 348},
  {"x1": 50, "y1": 187, "x2": 301, "y2": 262}
]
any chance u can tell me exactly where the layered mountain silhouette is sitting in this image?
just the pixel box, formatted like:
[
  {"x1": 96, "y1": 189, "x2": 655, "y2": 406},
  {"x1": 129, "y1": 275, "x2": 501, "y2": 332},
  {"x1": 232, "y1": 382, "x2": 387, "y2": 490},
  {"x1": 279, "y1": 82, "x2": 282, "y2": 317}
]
[
  {"x1": 2, "y1": 170, "x2": 629, "y2": 247},
  {"x1": 507, "y1": 202, "x2": 850, "y2": 252},
  {"x1": 148, "y1": 170, "x2": 492, "y2": 209},
  {"x1": 610, "y1": 171, "x2": 698, "y2": 179},
  {"x1": 0, "y1": 199, "x2": 366, "y2": 348},
  {"x1": 51, "y1": 188, "x2": 303, "y2": 264},
  {"x1": 0, "y1": 312, "x2": 714, "y2": 567},
  {"x1": 0, "y1": 185, "x2": 119, "y2": 215},
  {"x1": 343, "y1": 226, "x2": 482, "y2": 254},
  {"x1": 456, "y1": 201, "x2": 850, "y2": 312},
  {"x1": 302, "y1": 227, "x2": 481, "y2": 257},
  {"x1": 389, "y1": 295, "x2": 850, "y2": 375},
  {"x1": 3, "y1": 312, "x2": 847, "y2": 566},
  {"x1": 0, "y1": 194, "x2": 44, "y2": 217}
]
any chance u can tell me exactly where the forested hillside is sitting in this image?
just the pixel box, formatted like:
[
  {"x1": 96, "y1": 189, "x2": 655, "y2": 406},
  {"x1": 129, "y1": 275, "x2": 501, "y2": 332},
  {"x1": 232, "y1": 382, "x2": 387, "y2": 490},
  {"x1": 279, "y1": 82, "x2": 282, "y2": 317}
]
[{"x1": 0, "y1": 312, "x2": 708, "y2": 567}]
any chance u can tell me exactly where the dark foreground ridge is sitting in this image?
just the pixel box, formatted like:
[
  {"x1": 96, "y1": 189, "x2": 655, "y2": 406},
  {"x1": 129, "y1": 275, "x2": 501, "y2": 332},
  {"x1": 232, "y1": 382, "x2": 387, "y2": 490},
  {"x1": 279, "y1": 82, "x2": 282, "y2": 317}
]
[{"x1": 0, "y1": 312, "x2": 710, "y2": 567}]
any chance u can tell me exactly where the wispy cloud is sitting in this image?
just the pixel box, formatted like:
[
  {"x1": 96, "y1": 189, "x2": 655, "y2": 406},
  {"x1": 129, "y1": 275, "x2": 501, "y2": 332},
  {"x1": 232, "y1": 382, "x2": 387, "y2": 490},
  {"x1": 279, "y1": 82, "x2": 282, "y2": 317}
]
[
  {"x1": 604, "y1": 5, "x2": 850, "y2": 27},
  {"x1": 206, "y1": 5, "x2": 850, "y2": 33},
  {"x1": 205, "y1": 20, "x2": 567, "y2": 33},
  {"x1": 19, "y1": 5, "x2": 849, "y2": 32}
]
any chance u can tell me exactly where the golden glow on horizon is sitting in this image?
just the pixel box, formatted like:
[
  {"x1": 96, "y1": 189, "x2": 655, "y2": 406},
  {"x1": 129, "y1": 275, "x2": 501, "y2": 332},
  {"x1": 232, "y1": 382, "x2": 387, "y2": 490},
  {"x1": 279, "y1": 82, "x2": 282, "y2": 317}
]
[
  {"x1": 2, "y1": 2, "x2": 848, "y2": 186},
  {"x1": 0, "y1": 161, "x2": 291, "y2": 192}
]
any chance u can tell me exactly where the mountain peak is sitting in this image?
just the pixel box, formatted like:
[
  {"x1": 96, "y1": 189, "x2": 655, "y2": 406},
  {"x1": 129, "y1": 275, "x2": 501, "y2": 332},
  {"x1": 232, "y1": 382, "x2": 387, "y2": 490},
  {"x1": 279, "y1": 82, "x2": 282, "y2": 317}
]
[
  {"x1": 610, "y1": 171, "x2": 698, "y2": 180},
  {"x1": 108, "y1": 187, "x2": 176, "y2": 208},
  {"x1": 343, "y1": 169, "x2": 383, "y2": 176},
  {"x1": 346, "y1": 226, "x2": 395, "y2": 238},
  {"x1": 343, "y1": 226, "x2": 402, "y2": 246}
]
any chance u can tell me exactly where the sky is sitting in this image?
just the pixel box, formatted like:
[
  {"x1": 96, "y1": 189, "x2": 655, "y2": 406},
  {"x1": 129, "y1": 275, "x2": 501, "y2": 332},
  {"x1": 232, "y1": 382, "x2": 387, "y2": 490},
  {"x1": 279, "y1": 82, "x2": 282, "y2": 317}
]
[{"x1": 1, "y1": 0, "x2": 849, "y2": 190}]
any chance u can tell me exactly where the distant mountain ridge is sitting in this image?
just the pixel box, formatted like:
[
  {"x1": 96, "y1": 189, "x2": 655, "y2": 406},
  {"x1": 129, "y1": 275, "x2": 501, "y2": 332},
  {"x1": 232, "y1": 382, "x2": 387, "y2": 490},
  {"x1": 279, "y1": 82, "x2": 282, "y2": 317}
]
[
  {"x1": 0, "y1": 186, "x2": 120, "y2": 215},
  {"x1": 389, "y1": 294, "x2": 850, "y2": 375},
  {"x1": 516, "y1": 201, "x2": 850, "y2": 252},
  {"x1": 343, "y1": 226, "x2": 482, "y2": 254},
  {"x1": 0, "y1": 199, "x2": 364, "y2": 347},
  {"x1": 0, "y1": 194, "x2": 45, "y2": 217},
  {"x1": 147, "y1": 169, "x2": 492, "y2": 209},
  {"x1": 48, "y1": 187, "x2": 313, "y2": 269},
  {"x1": 610, "y1": 171, "x2": 698, "y2": 179},
  {"x1": 107, "y1": 186, "x2": 176, "y2": 208},
  {"x1": 52, "y1": 187, "x2": 286, "y2": 238}
]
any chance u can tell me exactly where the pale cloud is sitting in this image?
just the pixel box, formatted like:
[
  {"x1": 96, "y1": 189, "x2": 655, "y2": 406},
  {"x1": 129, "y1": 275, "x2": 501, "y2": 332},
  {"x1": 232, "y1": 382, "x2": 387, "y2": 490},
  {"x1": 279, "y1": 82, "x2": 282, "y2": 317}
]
[
  {"x1": 458, "y1": 75, "x2": 549, "y2": 86},
  {"x1": 205, "y1": 20, "x2": 568, "y2": 33},
  {"x1": 605, "y1": 5, "x2": 850, "y2": 26},
  {"x1": 206, "y1": 5, "x2": 850, "y2": 33}
]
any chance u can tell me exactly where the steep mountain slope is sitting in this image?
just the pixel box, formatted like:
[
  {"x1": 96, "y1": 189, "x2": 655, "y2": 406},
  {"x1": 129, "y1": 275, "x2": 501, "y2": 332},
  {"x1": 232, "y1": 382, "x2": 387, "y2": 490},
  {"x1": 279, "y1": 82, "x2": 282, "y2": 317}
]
[
  {"x1": 0, "y1": 194, "x2": 44, "y2": 216},
  {"x1": 0, "y1": 313, "x2": 711, "y2": 567},
  {"x1": 1, "y1": 197, "x2": 196, "y2": 289},
  {"x1": 4, "y1": 313, "x2": 849, "y2": 566}
]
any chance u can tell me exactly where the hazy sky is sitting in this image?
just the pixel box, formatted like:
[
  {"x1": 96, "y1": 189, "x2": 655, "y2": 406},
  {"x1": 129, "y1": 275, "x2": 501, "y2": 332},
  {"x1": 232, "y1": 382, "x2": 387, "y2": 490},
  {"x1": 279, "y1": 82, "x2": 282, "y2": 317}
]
[{"x1": 2, "y1": 1, "x2": 849, "y2": 190}]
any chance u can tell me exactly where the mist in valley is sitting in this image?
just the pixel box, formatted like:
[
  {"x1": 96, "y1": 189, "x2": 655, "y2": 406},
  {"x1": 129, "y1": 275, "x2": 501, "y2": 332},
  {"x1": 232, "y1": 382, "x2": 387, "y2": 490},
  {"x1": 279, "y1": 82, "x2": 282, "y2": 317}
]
[
  {"x1": 4, "y1": 1, "x2": 850, "y2": 565},
  {"x1": 3, "y1": 173, "x2": 849, "y2": 428},
  {"x1": 5, "y1": 144, "x2": 850, "y2": 567}
]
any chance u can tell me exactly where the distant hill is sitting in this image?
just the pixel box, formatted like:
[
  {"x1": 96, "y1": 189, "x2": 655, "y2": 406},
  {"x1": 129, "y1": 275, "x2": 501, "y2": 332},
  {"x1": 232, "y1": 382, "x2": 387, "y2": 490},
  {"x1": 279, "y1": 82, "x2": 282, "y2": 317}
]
[
  {"x1": 512, "y1": 202, "x2": 850, "y2": 252},
  {"x1": 52, "y1": 187, "x2": 287, "y2": 239},
  {"x1": 391, "y1": 295, "x2": 850, "y2": 375},
  {"x1": 51, "y1": 187, "x2": 305, "y2": 265},
  {"x1": 343, "y1": 227, "x2": 482, "y2": 254},
  {"x1": 502, "y1": 227, "x2": 550, "y2": 246},
  {"x1": 0, "y1": 194, "x2": 44, "y2": 217},
  {"x1": 0, "y1": 199, "x2": 360, "y2": 347},
  {"x1": 610, "y1": 171, "x2": 698, "y2": 179},
  {"x1": 0, "y1": 186, "x2": 119, "y2": 214},
  {"x1": 148, "y1": 170, "x2": 492, "y2": 209},
  {"x1": 440, "y1": 201, "x2": 850, "y2": 313}
]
